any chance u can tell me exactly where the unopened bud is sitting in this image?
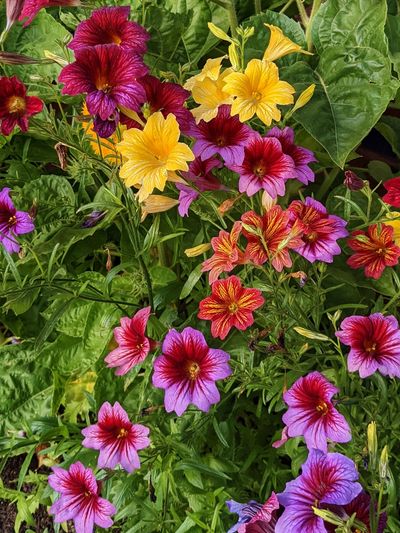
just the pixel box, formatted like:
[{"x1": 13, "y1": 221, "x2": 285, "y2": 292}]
[
  {"x1": 207, "y1": 22, "x2": 233, "y2": 43},
  {"x1": 43, "y1": 50, "x2": 68, "y2": 67},
  {"x1": 106, "y1": 249, "x2": 112, "y2": 272},
  {"x1": 344, "y1": 170, "x2": 365, "y2": 191},
  {"x1": 261, "y1": 190, "x2": 277, "y2": 212},
  {"x1": 55, "y1": 142, "x2": 68, "y2": 170},
  {"x1": 293, "y1": 327, "x2": 331, "y2": 342},
  {"x1": 218, "y1": 196, "x2": 240, "y2": 215},
  {"x1": 141, "y1": 195, "x2": 179, "y2": 221},
  {"x1": 367, "y1": 421, "x2": 378, "y2": 471},
  {"x1": 0, "y1": 51, "x2": 41, "y2": 65},
  {"x1": 28, "y1": 200, "x2": 38, "y2": 220},
  {"x1": 379, "y1": 445, "x2": 389, "y2": 480},
  {"x1": 291, "y1": 84, "x2": 315, "y2": 113},
  {"x1": 228, "y1": 43, "x2": 241, "y2": 70},
  {"x1": 184, "y1": 243, "x2": 211, "y2": 257}
]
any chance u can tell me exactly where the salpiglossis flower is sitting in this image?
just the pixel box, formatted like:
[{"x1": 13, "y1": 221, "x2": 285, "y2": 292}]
[
  {"x1": 202, "y1": 221, "x2": 244, "y2": 284},
  {"x1": 382, "y1": 176, "x2": 400, "y2": 208},
  {"x1": 226, "y1": 493, "x2": 279, "y2": 533},
  {"x1": 190, "y1": 68, "x2": 234, "y2": 124},
  {"x1": 223, "y1": 59, "x2": 295, "y2": 125},
  {"x1": 117, "y1": 112, "x2": 195, "y2": 202},
  {"x1": 0, "y1": 187, "x2": 35, "y2": 253},
  {"x1": 198, "y1": 275, "x2": 264, "y2": 340},
  {"x1": 19, "y1": 0, "x2": 80, "y2": 26},
  {"x1": 0, "y1": 75, "x2": 43, "y2": 135},
  {"x1": 263, "y1": 24, "x2": 312, "y2": 62},
  {"x1": 346, "y1": 223, "x2": 400, "y2": 279}
]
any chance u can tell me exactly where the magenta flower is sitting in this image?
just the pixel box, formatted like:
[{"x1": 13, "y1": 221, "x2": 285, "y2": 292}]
[
  {"x1": 121, "y1": 75, "x2": 195, "y2": 136},
  {"x1": 229, "y1": 135, "x2": 295, "y2": 197},
  {"x1": 276, "y1": 450, "x2": 362, "y2": 533},
  {"x1": 267, "y1": 126, "x2": 316, "y2": 185},
  {"x1": 59, "y1": 44, "x2": 147, "y2": 121},
  {"x1": 191, "y1": 105, "x2": 255, "y2": 166},
  {"x1": 0, "y1": 187, "x2": 34, "y2": 253},
  {"x1": 82, "y1": 402, "x2": 150, "y2": 473},
  {"x1": 282, "y1": 371, "x2": 351, "y2": 452},
  {"x1": 19, "y1": 0, "x2": 80, "y2": 27},
  {"x1": 105, "y1": 307, "x2": 155, "y2": 376},
  {"x1": 69, "y1": 6, "x2": 149, "y2": 54},
  {"x1": 152, "y1": 327, "x2": 232, "y2": 416},
  {"x1": 336, "y1": 313, "x2": 400, "y2": 378},
  {"x1": 288, "y1": 197, "x2": 348, "y2": 263},
  {"x1": 48, "y1": 461, "x2": 116, "y2": 533},
  {"x1": 176, "y1": 156, "x2": 223, "y2": 217},
  {"x1": 226, "y1": 493, "x2": 279, "y2": 533}
]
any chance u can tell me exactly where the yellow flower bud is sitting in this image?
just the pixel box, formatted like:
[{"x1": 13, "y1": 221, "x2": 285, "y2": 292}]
[
  {"x1": 379, "y1": 445, "x2": 389, "y2": 480},
  {"x1": 291, "y1": 84, "x2": 316, "y2": 113},
  {"x1": 293, "y1": 327, "x2": 331, "y2": 342},
  {"x1": 141, "y1": 195, "x2": 179, "y2": 221},
  {"x1": 184, "y1": 243, "x2": 211, "y2": 257},
  {"x1": 208, "y1": 22, "x2": 233, "y2": 43},
  {"x1": 228, "y1": 43, "x2": 241, "y2": 71},
  {"x1": 367, "y1": 421, "x2": 378, "y2": 470}
]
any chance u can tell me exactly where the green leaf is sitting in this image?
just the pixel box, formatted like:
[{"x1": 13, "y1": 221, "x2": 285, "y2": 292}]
[
  {"x1": 283, "y1": 47, "x2": 398, "y2": 167},
  {"x1": 179, "y1": 264, "x2": 203, "y2": 299},
  {"x1": 386, "y1": 14, "x2": 400, "y2": 75},
  {"x1": 375, "y1": 115, "x2": 400, "y2": 158}
]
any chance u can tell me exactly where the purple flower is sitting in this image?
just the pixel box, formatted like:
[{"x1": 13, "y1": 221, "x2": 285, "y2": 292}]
[
  {"x1": 176, "y1": 156, "x2": 223, "y2": 217},
  {"x1": 152, "y1": 327, "x2": 232, "y2": 416},
  {"x1": 226, "y1": 493, "x2": 279, "y2": 533},
  {"x1": 276, "y1": 450, "x2": 363, "y2": 533},
  {"x1": 81, "y1": 210, "x2": 106, "y2": 228},
  {"x1": 191, "y1": 105, "x2": 256, "y2": 166},
  {"x1": 282, "y1": 372, "x2": 351, "y2": 452},
  {"x1": 288, "y1": 197, "x2": 348, "y2": 263},
  {"x1": 82, "y1": 402, "x2": 150, "y2": 473},
  {"x1": 267, "y1": 126, "x2": 316, "y2": 185},
  {"x1": 0, "y1": 187, "x2": 34, "y2": 253},
  {"x1": 59, "y1": 44, "x2": 147, "y2": 122},
  {"x1": 48, "y1": 461, "x2": 116, "y2": 533},
  {"x1": 336, "y1": 313, "x2": 400, "y2": 378}
]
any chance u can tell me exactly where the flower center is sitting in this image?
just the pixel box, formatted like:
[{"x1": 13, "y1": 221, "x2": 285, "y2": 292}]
[
  {"x1": 95, "y1": 75, "x2": 112, "y2": 93},
  {"x1": 8, "y1": 215, "x2": 17, "y2": 227},
  {"x1": 253, "y1": 162, "x2": 266, "y2": 177},
  {"x1": 376, "y1": 247, "x2": 385, "y2": 256},
  {"x1": 215, "y1": 136, "x2": 226, "y2": 147},
  {"x1": 84, "y1": 490, "x2": 92, "y2": 497},
  {"x1": 304, "y1": 231, "x2": 318, "y2": 243},
  {"x1": 8, "y1": 96, "x2": 26, "y2": 115},
  {"x1": 251, "y1": 91, "x2": 263, "y2": 102},
  {"x1": 364, "y1": 340, "x2": 377, "y2": 353},
  {"x1": 117, "y1": 428, "x2": 129, "y2": 439},
  {"x1": 316, "y1": 401, "x2": 329, "y2": 415},
  {"x1": 110, "y1": 33, "x2": 122, "y2": 45},
  {"x1": 186, "y1": 361, "x2": 201, "y2": 380},
  {"x1": 228, "y1": 302, "x2": 238, "y2": 314}
]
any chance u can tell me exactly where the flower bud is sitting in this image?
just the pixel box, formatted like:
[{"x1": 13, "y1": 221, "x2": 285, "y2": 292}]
[
  {"x1": 207, "y1": 22, "x2": 233, "y2": 43},
  {"x1": 367, "y1": 421, "x2": 378, "y2": 471},
  {"x1": 379, "y1": 445, "x2": 389, "y2": 480},
  {"x1": 0, "y1": 52, "x2": 40, "y2": 65},
  {"x1": 184, "y1": 243, "x2": 211, "y2": 257},
  {"x1": 291, "y1": 84, "x2": 315, "y2": 113},
  {"x1": 228, "y1": 43, "x2": 241, "y2": 70},
  {"x1": 141, "y1": 195, "x2": 179, "y2": 221},
  {"x1": 344, "y1": 170, "x2": 365, "y2": 191},
  {"x1": 5, "y1": 0, "x2": 24, "y2": 32},
  {"x1": 261, "y1": 190, "x2": 277, "y2": 212}
]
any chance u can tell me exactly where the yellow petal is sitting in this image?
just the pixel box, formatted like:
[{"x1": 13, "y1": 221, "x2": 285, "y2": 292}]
[
  {"x1": 184, "y1": 243, "x2": 212, "y2": 257},
  {"x1": 263, "y1": 24, "x2": 313, "y2": 62},
  {"x1": 291, "y1": 83, "x2": 316, "y2": 113}
]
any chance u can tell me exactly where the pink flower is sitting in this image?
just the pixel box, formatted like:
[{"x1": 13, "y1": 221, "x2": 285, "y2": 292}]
[
  {"x1": 226, "y1": 493, "x2": 279, "y2": 533},
  {"x1": 82, "y1": 402, "x2": 150, "y2": 473},
  {"x1": 267, "y1": 126, "x2": 316, "y2": 185},
  {"x1": 336, "y1": 313, "x2": 400, "y2": 378},
  {"x1": 69, "y1": 6, "x2": 149, "y2": 54},
  {"x1": 152, "y1": 327, "x2": 232, "y2": 416},
  {"x1": 282, "y1": 371, "x2": 351, "y2": 452},
  {"x1": 191, "y1": 105, "x2": 255, "y2": 166},
  {"x1": 288, "y1": 197, "x2": 348, "y2": 263},
  {"x1": 104, "y1": 307, "x2": 155, "y2": 376},
  {"x1": 48, "y1": 461, "x2": 116, "y2": 533},
  {"x1": 19, "y1": 0, "x2": 80, "y2": 27},
  {"x1": 229, "y1": 135, "x2": 295, "y2": 197}
]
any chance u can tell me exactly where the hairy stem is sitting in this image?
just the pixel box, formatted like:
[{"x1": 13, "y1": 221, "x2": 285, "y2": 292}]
[
  {"x1": 226, "y1": 0, "x2": 239, "y2": 38},
  {"x1": 295, "y1": 0, "x2": 309, "y2": 27}
]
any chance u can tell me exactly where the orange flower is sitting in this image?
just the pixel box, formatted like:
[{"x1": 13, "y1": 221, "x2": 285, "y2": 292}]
[
  {"x1": 241, "y1": 206, "x2": 304, "y2": 271},
  {"x1": 201, "y1": 221, "x2": 244, "y2": 284},
  {"x1": 198, "y1": 275, "x2": 265, "y2": 340}
]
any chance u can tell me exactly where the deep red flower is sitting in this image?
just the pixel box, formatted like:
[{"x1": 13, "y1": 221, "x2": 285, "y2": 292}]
[
  {"x1": 198, "y1": 275, "x2": 265, "y2": 340},
  {"x1": 229, "y1": 135, "x2": 295, "y2": 197},
  {"x1": 202, "y1": 221, "x2": 244, "y2": 284},
  {"x1": 241, "y1": 207, "x2": 304, "y2": 271},
  {"x1": 346, "y1": 223, "x2": 400, "y2": 279},
  {"x1": 191, "y1": 105, "x2": 256, "y2": 166},
  {"x1": 104, "y1": 307, "x2": 156, "y2": 376},
  {"x1": 82, "y1": 402, "x2": 150, "y2": 473},
  {"x1": 382, "y1": 176, "x2": 400, "y2": 208},
  {"x1": 69, "y1": 6, "x2": 149, "y2": 54},
  {"x1": 19, "y1": 0, "x2": 80, "y2": 27},
  {"x1": 59, "y1": 44, "x2": 147, "y2": 121},
  {"x1": 121, "y1": 74, "x2": 194, "y2": 135},
  {"x1": 0, "y1": 76, "x2": 43, "y2": 135},
  {"x1": 287, "y1": 197, "x2": 348, "y2": 263},
  {"x1": 325, "y1": 492, "x2": 387, "y2": 533}
]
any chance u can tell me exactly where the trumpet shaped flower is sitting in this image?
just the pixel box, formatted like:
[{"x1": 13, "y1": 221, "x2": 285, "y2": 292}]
[
  {"x1": 0, "y1": 187, "x2": 35, "y2": 253},
  {"x1": 263, "y1": 24, "x2": 312, "y2": 62},
  {"x1": 0, "y1": 75, "x2": 43, "y2": 135},
  {"x1": 117, "y1": 112, "x2": 194, "y2": 202},
  {"x1": 202, "y1": 221, "x2": 244, "y2": 283}
]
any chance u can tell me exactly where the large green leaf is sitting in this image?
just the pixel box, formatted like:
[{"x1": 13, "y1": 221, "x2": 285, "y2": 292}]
[{"x1": 283, "y1": 46, "x2": 398, "y2": 167}]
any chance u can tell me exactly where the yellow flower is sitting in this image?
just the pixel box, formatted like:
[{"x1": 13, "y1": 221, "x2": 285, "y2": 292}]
[
  {"x1": 223, "y1": 58, "x2": 295, "y2": 125},
  {"x1": 263, "y1": 24, "x2": 312, "y2": 62},
  {"x1": 184, "y1": 243, "x2": 211, "y2": 257},
  {"x1": 117, "y1": 112, "x2": 194, "y2": 202},
  {"x1": 184, "y1": 56, "x2": 225, "y2": 91},
  {"x1": 81, "y1": 104, "x2": 123, "y2": 163},
  {"x1": 191, "y1": 68, "x2": 234, "y2": 123},
  {"x1": 384, "y1": 218, "x2": 400, "y2": 245},
  {"x1": 141, "y1": 195, "x2": 179, "y2": 221}
]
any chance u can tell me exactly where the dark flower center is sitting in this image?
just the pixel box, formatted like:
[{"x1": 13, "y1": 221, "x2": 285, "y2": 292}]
[
  {"x1": 303, "y1": 231, "x2": 318, "y2": 243},
  {"x1": 215, "y1": 136, "x2": 226, "y2": 147},
  {"x1": 316, "y1": 401, "x2": 329, "y2": 415},
  {"x1": 228, "y1": 302, "x2": 238, "y2": 314},
  {"x1": 253, "y1": 161, "x2": 267, "y2": 177},
  {"x1": 7, "y1": 96, "x2": 26, "y2": 115},
  {"x1": 8, "y1": 215, "x2": 17, "y2": 227},
  {"x1": 364, "y1": 340, "x2": 377, "y2": 353},
  {"x1": 116, "y1": 428, "x2": 129, "y2": 439},
  {"x1": 186, "y1": 361, "x2": 201, "y2": 380}
]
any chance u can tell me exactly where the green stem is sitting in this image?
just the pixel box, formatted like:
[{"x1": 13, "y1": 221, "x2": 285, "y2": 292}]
[
  {"x1": 280, "y1": 0, "x2": 295, "y2": 14},
  {"x1": 305, "y1": 0, "x2": 322, "y2": 51},
  {"x1": 254, "y1": 0, "x2": 262, "y2": 14},
  {"x1": 226, "y1": 0, "x2": 239, "y2": 38},
  {"x1": 295, "y1": 0, "x2": 309, "y2": 28}
]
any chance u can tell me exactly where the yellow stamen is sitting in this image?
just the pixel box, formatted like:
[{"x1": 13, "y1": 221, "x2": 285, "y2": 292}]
[
  {"x1": 186, "y1": 361, "x2": 201, "y2": 380},
  {"x1": 117, "y1": 428, "x2": 129, "y2": 439},
  {"x1": 8, "y1": 96, "x2": 25, "y2": 114}
]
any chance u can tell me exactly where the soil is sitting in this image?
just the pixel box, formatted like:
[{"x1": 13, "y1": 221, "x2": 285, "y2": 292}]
[{"x1": 0, "y1": 453, "x2": 64, "y2": 533}]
